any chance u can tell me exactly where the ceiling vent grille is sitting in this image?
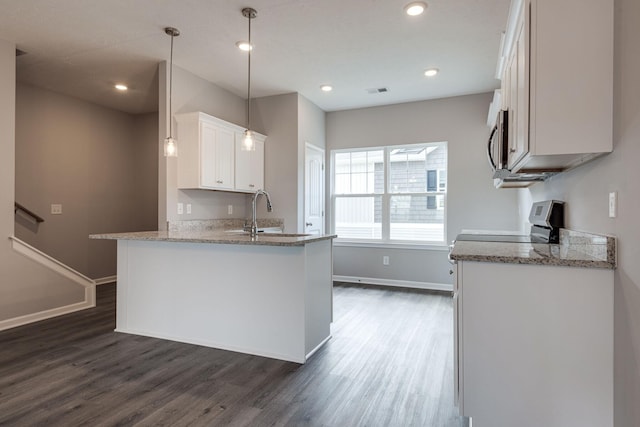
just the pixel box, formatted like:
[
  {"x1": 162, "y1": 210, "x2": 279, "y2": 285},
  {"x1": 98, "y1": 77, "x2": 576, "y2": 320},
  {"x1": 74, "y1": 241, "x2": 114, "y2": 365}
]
[{"x1": 366, "y1": 87, "x2": 389, "y2": 94}]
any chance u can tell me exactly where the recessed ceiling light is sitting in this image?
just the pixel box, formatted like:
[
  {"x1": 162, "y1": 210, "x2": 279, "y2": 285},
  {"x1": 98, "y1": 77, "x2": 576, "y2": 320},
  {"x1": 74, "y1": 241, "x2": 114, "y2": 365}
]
[
  {"x1": 320, "y1": 85, "x2": 333, "y2": 92},
  {"x1": 236, "y1": 41, "x2": 253, "y2": 51},
  {"x1": 424, "y1": 68, "x2": 439, "y2": 77},
  {"x1": 114, "y1": 84, "x2": 128, "y2": 91},
  {"x1": 404, "y1": 2, "x2": 428, "y2": 16}
]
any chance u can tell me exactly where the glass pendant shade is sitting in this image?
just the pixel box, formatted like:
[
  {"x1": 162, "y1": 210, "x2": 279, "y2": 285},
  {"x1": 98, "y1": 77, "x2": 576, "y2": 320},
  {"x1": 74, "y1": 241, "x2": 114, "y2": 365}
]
[
  {"x1": 241, "y1": 129, "x2": 255, "y2": 151},
  {"x1": 164, "y1": 136, "x2": 178, "y2": 157}
]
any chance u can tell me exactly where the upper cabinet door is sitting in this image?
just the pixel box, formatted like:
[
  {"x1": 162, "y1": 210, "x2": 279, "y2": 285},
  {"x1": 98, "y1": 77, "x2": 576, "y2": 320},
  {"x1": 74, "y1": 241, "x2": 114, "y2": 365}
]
[
  {"x1": 235, "y1": 134, "x2": 265, "y2": 192},
  {"x1": 211, "y1": 124, "x2": 235, "y2": 190},
  {"x1": 507, "y1": 8, "x2": 529, "y2": 170},
  {"x1": 198, "y1": 120, "x2": 234, "y2": 190}
]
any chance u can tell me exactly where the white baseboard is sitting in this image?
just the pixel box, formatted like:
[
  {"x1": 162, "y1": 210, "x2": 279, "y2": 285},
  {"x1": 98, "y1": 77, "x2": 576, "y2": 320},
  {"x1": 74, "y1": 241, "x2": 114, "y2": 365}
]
[
  {"x1": 333, "y1": 275, "x2": 452, "y2": 292},
  {"x1": 95, "y1": 275, "x2": 117, "y2": 285},
  {"x1": 0, "y1": 299, "x2": 96, "y2": 332},
  {"x1": 5, "y1": 236, "x2": 96, "y2": 331},
  {"x1": 306, "y1": 335, "x2": 332, "y2": 360}
]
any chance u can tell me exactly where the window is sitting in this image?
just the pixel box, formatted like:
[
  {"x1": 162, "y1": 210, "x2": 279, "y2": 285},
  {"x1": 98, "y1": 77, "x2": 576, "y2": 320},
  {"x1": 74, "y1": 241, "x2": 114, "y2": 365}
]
[{"x1": 332, "y1": 142, "x2": 447, "y2": 243}]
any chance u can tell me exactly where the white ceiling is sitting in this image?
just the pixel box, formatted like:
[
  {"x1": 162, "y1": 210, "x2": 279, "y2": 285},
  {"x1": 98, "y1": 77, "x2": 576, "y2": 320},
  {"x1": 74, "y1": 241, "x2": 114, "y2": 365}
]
[{"x1": 0, "y1": 0, "x2": 511, "y2": 114}]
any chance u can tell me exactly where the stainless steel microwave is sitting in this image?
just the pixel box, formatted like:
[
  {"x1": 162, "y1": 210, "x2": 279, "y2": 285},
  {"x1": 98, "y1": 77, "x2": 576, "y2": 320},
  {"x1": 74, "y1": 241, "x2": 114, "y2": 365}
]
[
  {"x1": 487, "y1": 110, "x2": 552, "y2": 184},
  {"x1": 487, "y1": 109, "x2": 508, "y2": 172}
]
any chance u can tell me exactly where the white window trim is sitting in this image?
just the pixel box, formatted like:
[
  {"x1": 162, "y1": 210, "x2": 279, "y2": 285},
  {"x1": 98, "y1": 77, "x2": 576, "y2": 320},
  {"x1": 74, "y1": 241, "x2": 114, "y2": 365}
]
[{"x1": 330, "y1": 142, "x2": 448, "y2": 245}]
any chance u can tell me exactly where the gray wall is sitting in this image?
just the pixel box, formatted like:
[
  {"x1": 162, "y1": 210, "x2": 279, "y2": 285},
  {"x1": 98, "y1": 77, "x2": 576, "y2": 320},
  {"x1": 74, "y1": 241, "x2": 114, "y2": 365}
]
[
  {"x1": 161, "y1": 65, "x2": 327, "y2": 234},
  {"x1": 251, "y1": 93, "x2": 300, "y2": 232},
  {"x1": 159, "y1": 62, "x2": 251, "y2": 228},
  {"x1": 327, "y1": 93, "x2": 520, "y2": 285},
  {"x1": 522, "y1": 0, "x2": 639, "y2": 422},
  {"x1": 1, "y1": 39, "x2": 85, "y2": 323},
  {"x1": 14, "y1": 83, "x2": 158, "y2": 279}
]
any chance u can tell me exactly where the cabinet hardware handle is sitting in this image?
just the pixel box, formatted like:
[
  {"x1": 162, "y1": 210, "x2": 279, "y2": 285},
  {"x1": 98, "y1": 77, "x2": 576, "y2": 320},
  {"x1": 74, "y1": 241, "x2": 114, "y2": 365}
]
[
  {"x1": 449, "y1": 269, "x2": 454, "y2": 275},
  {"x1": 249, "y1": 184, "x2": 255, "y2": 188},
  {"x1": 216, "y1": 180, "x2": 223, "y2": 184},
  {"x1": 509, "y1": 148, "x2": 516, "y2": 153},
  {"x1": 306, "y1": 222, "x2": 313, "y2": 227}
]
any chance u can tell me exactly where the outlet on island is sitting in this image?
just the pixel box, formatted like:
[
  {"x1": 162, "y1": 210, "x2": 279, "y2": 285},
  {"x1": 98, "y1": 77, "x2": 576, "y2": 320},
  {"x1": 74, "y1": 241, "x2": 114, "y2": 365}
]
[{"x1": 383, "y1": 256, "x2": 390, "y2": 265}]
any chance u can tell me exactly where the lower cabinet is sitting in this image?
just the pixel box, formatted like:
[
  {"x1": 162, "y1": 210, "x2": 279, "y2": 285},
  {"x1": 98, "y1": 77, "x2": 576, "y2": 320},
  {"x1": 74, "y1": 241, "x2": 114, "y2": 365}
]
[{"x1": 454, "y1": 261, "x2": 613, "y2": 427}]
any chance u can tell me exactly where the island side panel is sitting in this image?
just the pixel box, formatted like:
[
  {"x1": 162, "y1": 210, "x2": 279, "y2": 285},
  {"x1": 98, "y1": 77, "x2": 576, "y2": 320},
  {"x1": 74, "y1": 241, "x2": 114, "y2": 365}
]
[
  {"x1": 116, "y1": 239, "x2": 307, "y2": 363},
  {"x1": 304, "y1": 239, "x2": 333, "y2": 358}
]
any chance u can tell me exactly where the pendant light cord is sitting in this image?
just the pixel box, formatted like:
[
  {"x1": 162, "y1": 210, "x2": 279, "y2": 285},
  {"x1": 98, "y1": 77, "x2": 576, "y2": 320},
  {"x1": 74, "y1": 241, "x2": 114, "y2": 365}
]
[
  {"x1": 246, "y1": 13, "x2": 252, "y2": 130},
  {"x1": 169, "y1": 32, "x2": 174, "y2": 138}
]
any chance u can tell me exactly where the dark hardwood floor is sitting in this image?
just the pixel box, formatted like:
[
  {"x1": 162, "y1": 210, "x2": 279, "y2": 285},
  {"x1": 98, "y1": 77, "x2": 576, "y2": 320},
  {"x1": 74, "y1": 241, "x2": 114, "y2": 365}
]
[{"x1": 0, "y1": 282, "x2": 465, "y2": 426}]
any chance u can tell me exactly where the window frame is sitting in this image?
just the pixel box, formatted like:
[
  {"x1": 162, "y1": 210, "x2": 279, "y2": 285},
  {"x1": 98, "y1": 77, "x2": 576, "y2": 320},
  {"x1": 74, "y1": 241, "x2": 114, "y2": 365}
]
[{"x1": 330, "y1": 142, "x2": 448, "y2": 246}]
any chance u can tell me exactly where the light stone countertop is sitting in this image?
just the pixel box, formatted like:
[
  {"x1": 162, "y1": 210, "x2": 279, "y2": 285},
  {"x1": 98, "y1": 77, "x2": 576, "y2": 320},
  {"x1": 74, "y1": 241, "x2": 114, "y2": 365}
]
[
  {"x1": 450, "y1": 229, "x2": 616, "y2": 269},
  {"x1": 89, "y1": 230, "x2": 336, "y2": 247}
]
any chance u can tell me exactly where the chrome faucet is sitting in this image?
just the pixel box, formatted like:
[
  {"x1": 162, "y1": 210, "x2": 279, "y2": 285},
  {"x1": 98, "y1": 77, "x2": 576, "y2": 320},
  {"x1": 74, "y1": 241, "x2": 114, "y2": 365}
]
[{"x1": 248, "y1": 189, "x2": 273, "y2": 237}]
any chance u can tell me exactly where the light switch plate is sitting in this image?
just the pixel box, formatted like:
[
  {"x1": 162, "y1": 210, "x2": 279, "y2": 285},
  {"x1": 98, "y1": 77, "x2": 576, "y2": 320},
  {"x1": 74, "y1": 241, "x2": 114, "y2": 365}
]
[
  {"x1": 608, "y1": 191, "x2": 617, "y2": 218},
  {"x1": 177, "y1": 203, "x2": 184, "y2": 215},
  {"x1": 51, "y1": 204, "x2": 62, "y2": 215},
  {"x1": 186, "y1": 204, "x2": 192, "y2": 214}
]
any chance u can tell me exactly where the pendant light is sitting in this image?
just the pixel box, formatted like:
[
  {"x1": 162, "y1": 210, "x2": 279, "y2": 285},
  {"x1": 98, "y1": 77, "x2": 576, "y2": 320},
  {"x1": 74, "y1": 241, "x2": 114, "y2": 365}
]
[
  {"x1": 164, "y1": 27, "x2": 180, "y2": 157},
  {"x1": 241, "y1": 7, "x2": 257, "y2": 151}
]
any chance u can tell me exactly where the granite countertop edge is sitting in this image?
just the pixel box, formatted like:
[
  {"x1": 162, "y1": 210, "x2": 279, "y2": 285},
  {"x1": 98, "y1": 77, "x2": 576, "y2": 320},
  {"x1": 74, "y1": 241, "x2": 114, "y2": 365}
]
[
  {"x1": 450, "y1": 251, "x2": 614, "y2": 269},
  {"x1": 89, "y1": 230, "x2": 337, "y2": 247}
]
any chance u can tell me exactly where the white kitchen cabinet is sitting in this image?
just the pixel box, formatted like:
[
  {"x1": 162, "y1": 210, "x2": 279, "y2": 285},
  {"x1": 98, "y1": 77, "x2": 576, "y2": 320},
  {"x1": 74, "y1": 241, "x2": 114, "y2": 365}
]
[
  {"x1": 176, "y1": 112, "x2": 266, "y2": 193},
  {"x1": 234, "y1": 133, "x2": 265, "y2": 192},
  {"x1": 454, "y1": 260, "x2": 613, "y2": 427},
  {"x1": 498, "y1": 0, "x2": 613, "y2": 173}
]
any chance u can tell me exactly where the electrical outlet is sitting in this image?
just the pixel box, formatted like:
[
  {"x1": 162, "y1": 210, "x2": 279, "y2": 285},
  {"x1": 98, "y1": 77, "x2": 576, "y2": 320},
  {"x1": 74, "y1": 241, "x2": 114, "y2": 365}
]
[
  {"x1": 383, "y1": 256, "x2": 390, "y2": 265},
  {"x1": 51, "y1": 204, "x2": 62, "y2": 215},
  {"x1": 177, "y1": 203, "x2": 184, "y2": 215},
  {"x1": 609, "y1": 191, "x2": 617, "y2": 218},
  {"x1": 228, "y1": 205, "x2": 233, "y2": 215},
  {"x1": 186, "y1": 204, "x2": 192, "y2": 214}
]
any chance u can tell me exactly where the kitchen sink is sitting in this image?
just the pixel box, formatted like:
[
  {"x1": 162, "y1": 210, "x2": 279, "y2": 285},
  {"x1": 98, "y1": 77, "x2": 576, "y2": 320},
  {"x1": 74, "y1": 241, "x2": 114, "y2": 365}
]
[
  {"x1": 225, "y1": 227, "x2": 283, "y2": 234},
  {"x1": 260, "y1": 233, "x2": 311, "y2": 237},
  {"x1": 224, "y1": 229, "x2": 310, "y2": 238}
]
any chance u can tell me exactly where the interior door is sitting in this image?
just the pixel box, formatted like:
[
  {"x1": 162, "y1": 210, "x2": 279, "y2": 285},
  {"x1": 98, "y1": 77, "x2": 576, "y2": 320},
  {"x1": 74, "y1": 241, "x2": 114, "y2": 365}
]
[{"x1": 304, "y1": 143, "x2": 325, "y2": 235}]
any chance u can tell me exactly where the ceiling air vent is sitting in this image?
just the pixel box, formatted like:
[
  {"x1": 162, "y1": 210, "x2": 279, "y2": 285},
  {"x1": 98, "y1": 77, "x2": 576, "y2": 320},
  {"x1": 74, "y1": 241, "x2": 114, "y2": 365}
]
[{"x1": 366, "y1": 87, "x2": 389, "y2": 94}]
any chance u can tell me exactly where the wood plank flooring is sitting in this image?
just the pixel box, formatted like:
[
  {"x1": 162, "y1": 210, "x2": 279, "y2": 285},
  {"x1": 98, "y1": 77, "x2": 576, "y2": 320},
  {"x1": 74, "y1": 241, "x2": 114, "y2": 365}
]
[{"x1": 0, "y1": 282, "x2": 466, "y2": 426}]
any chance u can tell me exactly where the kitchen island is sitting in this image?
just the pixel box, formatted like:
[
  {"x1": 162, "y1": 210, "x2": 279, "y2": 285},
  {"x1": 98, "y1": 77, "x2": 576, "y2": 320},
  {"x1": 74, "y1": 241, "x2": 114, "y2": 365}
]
[{"x1": 90, "y1": 228, "x2": 336, "y2": 363}]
